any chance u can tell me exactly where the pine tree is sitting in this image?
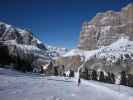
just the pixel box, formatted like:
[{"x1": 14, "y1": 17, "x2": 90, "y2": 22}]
[
  {"x1": 120, "y1": 71, "x2": 127, "y2": 86},
  {"x1": 54, "y1": 67, "x2": 58, "y2": 76},
  {"x1": 106, "y1": 72, "x2": 112, "y2": 83},
  {"x1": 127, "y1": 74, "x2": 133, "y2": 87},
  {"x1": 69, "y1": 70, "x2": 74, "y2": 77},
  {"x1": 99, "y1": 71, "x2": 105, "y2": 82},
  {"x1": 92, "y1": 70, "x2": 97, "y2": 80},
  {"x1": 0, "y1": 45, "x2": 11, "y2": 65},
  {"x1": 111, "y1": 73, "x2": 115, "y2": 84}
]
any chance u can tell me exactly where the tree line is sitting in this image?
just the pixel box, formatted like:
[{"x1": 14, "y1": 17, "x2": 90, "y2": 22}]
[{"x1": 79, "y1": 68, "x2": 133, "y2": 87}]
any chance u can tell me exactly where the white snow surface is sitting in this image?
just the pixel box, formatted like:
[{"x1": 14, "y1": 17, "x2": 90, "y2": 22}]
[
  {"x1": 4, "y1": 40, "x2": 41, "y2": 52},
  {"x1": 63, "y1": 36, "x2": 133, "y2": 62},
  {"x1": 0, "y1": 68, "x2": 133, "y2": 100},
  {"x1": 63, "y1": 49, "x2": 98, "y2": 61},
  {"x1": 46, "y1": 45, "x2": 68, "y2": 59},
  {"x1": 97, "y1": 36, "x2": 133, "y2": 62}
]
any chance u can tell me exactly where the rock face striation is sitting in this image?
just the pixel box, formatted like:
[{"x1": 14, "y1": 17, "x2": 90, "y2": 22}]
[
  {"x1": 0, "y1": 22, "x2": 47, "y2": 50},
  {"x1": 0, "y1": 22, "x2": 52, "y2": 72},
  {"x1": 0, "y1": 21, "x2": 69, "y2": 73},
  {"x1": 78, "y1": 3, "x2": 133, "y2": 50},
  {"x1": 0, "y1": 22, "x2": 68, "y2": 73}
]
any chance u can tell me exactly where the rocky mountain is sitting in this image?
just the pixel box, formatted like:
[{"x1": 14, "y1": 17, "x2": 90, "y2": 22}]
[
  {"x1": 57, "y1": 4, "x2": 133, "y2": 87},
  {"x1": 0, "y1": 22, "x2": 53, "y2": 72},
  {"x1": 78, "y1": 3, "x2": 133, "y2": 50},
  {"x1": 0, "y1": 3, "x2": 133, "y2": 87},
  {"x1": 0, "y1": 22, "x2": 47, "y2": 50},
  {"x1": 63, "y1": 36, "x2": 133, "y2": 86},
  {"x1": 0, "y1": 21, "x2": 69, "y2": 72}
]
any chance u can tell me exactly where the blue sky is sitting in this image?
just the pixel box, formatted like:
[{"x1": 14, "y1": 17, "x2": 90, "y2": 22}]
[{"x1": 0, "y1": 0, "x2": 132, "y2": 49}]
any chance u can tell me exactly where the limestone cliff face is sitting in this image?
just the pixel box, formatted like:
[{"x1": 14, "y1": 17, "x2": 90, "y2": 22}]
[
  {"x1": 0, "y1": 22, "x2": 47, "y2": 50},
  {"x1": 0, "y1": 22, "x2": 52, "y2": 72},
  {"x1": 78, "y1": 3, "x2": 133, "y2": 50}
]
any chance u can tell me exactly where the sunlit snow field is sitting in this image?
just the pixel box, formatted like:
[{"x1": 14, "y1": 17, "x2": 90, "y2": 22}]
[{"x1": 0, "y1": 68, "x2": 133, "y2": 100}]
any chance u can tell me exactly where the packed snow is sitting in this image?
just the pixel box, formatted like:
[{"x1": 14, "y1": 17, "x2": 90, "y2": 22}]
[{"x1": 0, "y1": 68, "x2": 133, "y2": 100}]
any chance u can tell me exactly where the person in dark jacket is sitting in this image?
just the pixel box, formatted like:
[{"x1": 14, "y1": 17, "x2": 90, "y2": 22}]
[{"x1": 78, "y1": 78, "x2": 81, "y2": 87}]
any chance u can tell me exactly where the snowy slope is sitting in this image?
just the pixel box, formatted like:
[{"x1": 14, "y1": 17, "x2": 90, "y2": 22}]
[
  {"x1": 64, "y1": 36, "x2": 133, "y2": 62},
  {"x1": 96, "y1": 36, "x2": 133, "y2": 63},
  {"x1": 46, "y1": 45, "x2": 68, "y2": 59},
  {"x1": 63, "y1": 49, "x2": 98, "y2": 61},
  {"x1": 0, "y1": 68, "x2": 133, "y2": 100}
]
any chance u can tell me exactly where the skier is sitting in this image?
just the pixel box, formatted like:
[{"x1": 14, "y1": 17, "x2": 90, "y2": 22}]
[{"x1": 78, "y1": 78, "x2": 81, "y2": 87}]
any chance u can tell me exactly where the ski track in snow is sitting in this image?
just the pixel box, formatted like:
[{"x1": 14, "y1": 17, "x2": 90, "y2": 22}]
[{"x1": 0, "y1": 68, "x2": 133, "y2": 100}]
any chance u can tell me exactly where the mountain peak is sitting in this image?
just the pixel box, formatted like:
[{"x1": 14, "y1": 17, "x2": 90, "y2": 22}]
[
  {"x1": 78, "y1": 3, "x2": 133, "y2": 50},
  {"x1": 0, "y1": 22, "x2": 47, "y2": 50},
  {"x1": 122, "y1": 3, "x2": 133, "y2": 10}
]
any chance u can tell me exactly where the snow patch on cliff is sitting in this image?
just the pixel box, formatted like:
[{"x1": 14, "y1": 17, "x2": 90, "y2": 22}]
[
  {"x1": 64, "y1": 36, "x2": 133, "y2": 62},
  {"x1": 46, "y1": 45, "x2": 68, "y2": 59},
  {"x1": 63, "y1": 49, "x2": 98, "y2": 61}
]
